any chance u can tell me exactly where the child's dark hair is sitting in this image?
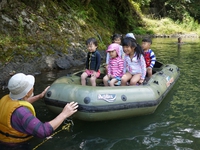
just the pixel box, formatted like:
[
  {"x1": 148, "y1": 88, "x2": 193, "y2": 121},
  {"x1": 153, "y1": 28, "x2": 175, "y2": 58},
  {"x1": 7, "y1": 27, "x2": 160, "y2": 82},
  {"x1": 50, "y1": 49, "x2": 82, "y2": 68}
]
[
  {"x1": 122, "y1": 37, "x2": 144, "y2": 59},
  {"x1": 86, "y1": 37, "x2": 98, "y2": 46},
  {"x1": 142, "y1": 38, "x2": 152, "y2": 44},
  {"x1": 111, "y1": 33, "x2": 122, "y2": 43}
]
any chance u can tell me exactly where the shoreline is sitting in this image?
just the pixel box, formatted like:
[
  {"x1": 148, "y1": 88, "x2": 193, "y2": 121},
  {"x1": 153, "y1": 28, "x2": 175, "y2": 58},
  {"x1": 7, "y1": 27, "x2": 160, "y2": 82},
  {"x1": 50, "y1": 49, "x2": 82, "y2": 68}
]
[{"x1": 136, "y1": 33, "x2": 199, "y2": 39}]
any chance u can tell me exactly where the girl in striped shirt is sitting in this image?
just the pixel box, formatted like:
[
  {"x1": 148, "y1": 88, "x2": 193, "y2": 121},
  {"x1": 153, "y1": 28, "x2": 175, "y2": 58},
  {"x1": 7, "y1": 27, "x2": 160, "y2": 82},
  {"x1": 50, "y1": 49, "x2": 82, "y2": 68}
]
[
  {"x1": 103, "y1": 43, "x2": 124, "y2": 86},
  {"x1": 106, "y1": 34, "x2": 124, "y2": 65},
  {"x1": 121, "y1": 37, "x2": 146, "y2": 86}
]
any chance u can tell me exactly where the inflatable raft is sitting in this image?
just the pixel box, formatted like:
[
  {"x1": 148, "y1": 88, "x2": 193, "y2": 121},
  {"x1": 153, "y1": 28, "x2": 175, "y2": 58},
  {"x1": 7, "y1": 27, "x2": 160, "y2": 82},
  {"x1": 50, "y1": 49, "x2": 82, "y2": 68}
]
[{"x1": 44, "y1": 61, "x2": 180, "y2": 121}]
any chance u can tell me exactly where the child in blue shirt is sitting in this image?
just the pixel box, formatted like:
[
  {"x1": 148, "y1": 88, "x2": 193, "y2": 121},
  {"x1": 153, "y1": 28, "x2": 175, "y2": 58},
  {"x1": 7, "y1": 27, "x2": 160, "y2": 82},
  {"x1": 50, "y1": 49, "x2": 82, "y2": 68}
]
[
  {"x1": 81, "y1": 37, "x2": 101, "y2": 86},
  {"x1": 141, "y1": 38, "x2": 156, "y2": 78}
]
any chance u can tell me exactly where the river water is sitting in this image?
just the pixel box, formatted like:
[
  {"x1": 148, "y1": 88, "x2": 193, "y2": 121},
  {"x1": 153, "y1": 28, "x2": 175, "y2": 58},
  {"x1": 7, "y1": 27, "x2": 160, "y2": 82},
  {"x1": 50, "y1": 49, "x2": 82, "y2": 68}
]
[{"x1": 0, "y1": 38, "x2": 200, "y2": 150}]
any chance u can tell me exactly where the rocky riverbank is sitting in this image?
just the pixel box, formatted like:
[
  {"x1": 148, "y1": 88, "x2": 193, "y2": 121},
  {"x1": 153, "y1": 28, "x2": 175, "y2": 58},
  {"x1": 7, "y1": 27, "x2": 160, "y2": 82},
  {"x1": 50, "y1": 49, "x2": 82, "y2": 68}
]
[
  {"x1": 0, "y1": 0, "x2": 106, "y2": 89},
  {"x1": 0, "y1": 46, "x2": 107, "y2": 89}
]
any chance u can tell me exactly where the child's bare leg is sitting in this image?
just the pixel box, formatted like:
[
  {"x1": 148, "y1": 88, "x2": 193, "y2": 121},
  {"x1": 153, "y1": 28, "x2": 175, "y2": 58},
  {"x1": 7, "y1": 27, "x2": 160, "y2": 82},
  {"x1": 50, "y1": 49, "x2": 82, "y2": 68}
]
[
  {"x1": 90, "y1": 76, "x2": 97, "y2": 86},
  {"x1": 121, "y1": 72, "x2": 132, "y2": 86},
  {"x1": 147, "y1": 67, "x2": 152, "y2": 77},
  {"x1": 81, "y1": 72, "x2": 88, "y2": 85},
  {"x1": 109, "y1": 78, "x2": 117, "y2": 87},
  {"x1": 103, "y1": 75, "x2": 109, "y2": 86},
  {"x1": 129, "y1": 74, "x2": 141, "y2": 85}
]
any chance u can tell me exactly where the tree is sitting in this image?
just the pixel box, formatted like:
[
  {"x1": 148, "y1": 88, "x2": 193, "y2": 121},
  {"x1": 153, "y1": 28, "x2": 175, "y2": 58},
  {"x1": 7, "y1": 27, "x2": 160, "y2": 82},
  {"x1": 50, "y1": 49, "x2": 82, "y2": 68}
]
[{"x1": 149, "y1": 0, "x2": 200, "y2": 22}]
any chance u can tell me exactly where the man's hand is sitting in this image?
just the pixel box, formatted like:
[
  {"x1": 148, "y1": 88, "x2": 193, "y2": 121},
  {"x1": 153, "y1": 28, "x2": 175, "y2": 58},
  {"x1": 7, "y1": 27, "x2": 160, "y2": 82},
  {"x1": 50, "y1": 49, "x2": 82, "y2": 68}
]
[
  {"x1": 61, "y1": 102, "x2": 78, "y2": 118},
  {"x1": 27, "y1": 86, "x2": 50, "y2": 103},
  {"x1": 39, "y1": 86, "x2": 50, "y2": 98}
]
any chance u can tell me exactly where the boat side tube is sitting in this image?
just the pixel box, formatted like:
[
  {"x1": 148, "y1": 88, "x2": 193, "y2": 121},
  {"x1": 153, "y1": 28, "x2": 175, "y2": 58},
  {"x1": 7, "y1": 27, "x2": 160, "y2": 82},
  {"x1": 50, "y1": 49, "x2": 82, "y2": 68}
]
[{"x1": 44, "y1": 64, "x2": 180, "y2": 121}]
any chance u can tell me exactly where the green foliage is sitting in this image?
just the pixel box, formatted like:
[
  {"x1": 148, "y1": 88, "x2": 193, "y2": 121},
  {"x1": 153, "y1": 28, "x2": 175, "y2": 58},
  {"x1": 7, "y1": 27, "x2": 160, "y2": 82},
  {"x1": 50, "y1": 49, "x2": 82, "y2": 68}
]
[
  {"x1": 18, "y1": 16, "x2": 25, "y2": 43},
  {"x1": 143, "y1": 17, "x2": 200, "y2": 35},
  {"x1": 129, "y1": 0, "x2": 142, "y2": 16},
  {"x1": 62, "y1": 0, "x2": 115, "y2": 46},
  {"x1": 0, "y1": 36, "x2": 12, "y2": 46},
  {"x1": 134, "y1": 27, "x2": 154, "y2": 35},
  {"x1": 180, "y1": 12, "x2": 199, "y2": 31},
  {"x1": 135, "y1": 0, "x2": 151, "y2": 6},
  {"x1": 149, "y1": 0, "x2": 200, "y2": 23},
  {"x1": 0, "y1": 46, "x2": 15, "y2": 64},
  {"x1": 56, "y1": 15, "x2": 66, "y2": 23},
  {"x1": 98, "y1": 41, "x2": 106, "y2": 51}
]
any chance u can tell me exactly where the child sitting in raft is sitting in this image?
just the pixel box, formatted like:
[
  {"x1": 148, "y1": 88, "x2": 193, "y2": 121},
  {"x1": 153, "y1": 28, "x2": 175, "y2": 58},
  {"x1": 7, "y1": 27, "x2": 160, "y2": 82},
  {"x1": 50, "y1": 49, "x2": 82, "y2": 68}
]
[
  {"x1": 81, "y1": 37, "x2": 101, "y2": 86},
  {"x1": 103, "y1": 43, "x2": 124, "y2": 87},
  {"x1": 108, "y1": 32, "x2": 138, "y2": 86},
  {"x1": 122, "y1": 33, "x2": 137, "y2": 57},
  {"x1": 106, "y1": 33, "x2": 124, "y2": 68},
  {"x1": 141, "y1": 38, "x2": 156, "y2": 78},
  {"x1": 121, "y1": 37, "x2": 146, "y2": 86},
  {"x1": 125, "y1": 33, "x2": 136, "y2": 40}
]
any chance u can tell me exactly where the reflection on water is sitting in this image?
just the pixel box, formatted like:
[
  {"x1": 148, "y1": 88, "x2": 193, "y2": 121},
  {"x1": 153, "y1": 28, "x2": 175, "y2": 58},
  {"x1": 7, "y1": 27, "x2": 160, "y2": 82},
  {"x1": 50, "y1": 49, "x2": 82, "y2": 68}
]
[{"x1": 1, "y1": 38, "x2": 200, "y2": 150}]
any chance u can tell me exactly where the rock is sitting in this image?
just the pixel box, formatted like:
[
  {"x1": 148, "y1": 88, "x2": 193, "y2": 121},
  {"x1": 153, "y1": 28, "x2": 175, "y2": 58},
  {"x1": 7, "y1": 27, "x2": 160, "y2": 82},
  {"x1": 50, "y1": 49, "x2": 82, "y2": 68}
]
[{"x1": 55, "y1": 54, "x2": 84, "y2": 70}]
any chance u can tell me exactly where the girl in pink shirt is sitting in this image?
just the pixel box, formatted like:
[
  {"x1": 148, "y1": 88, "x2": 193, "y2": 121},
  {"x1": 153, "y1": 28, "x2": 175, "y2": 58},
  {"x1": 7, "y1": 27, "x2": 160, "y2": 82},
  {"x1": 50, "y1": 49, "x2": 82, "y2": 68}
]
[
  {"x1": 103, "y1": 43, "x2": 124, "y2": 86},
  {"x1": 121, "y1": 37, "x2": 146, "y2": 86}
]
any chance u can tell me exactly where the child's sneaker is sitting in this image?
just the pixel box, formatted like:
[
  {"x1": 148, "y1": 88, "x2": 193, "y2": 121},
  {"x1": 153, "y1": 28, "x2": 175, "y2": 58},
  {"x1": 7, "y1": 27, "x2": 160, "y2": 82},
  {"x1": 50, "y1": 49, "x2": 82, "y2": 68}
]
[
  {"x1": 114, "y1": 81, "x2": 121, "y2": 86},
  {"x1": 108, "y1": 80, "x2": 111, "y2": 84}
]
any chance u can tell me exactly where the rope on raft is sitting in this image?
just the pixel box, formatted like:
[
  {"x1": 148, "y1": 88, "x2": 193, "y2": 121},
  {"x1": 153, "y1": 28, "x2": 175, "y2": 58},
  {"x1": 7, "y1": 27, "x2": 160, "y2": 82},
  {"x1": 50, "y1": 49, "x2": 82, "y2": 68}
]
[{"x1": 32, "y1": 119, "x2": 74, "y2": 150}]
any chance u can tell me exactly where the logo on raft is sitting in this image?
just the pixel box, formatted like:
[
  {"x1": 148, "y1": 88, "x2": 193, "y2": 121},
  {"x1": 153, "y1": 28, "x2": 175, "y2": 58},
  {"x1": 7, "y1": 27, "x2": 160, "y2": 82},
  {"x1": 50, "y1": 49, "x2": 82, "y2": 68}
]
[
  {"x1": 166, "y1": 76, "x2": 174, "y2": 87},
  {"x1": 98, "y1": 94, "x2": 116, "y2": 102}
]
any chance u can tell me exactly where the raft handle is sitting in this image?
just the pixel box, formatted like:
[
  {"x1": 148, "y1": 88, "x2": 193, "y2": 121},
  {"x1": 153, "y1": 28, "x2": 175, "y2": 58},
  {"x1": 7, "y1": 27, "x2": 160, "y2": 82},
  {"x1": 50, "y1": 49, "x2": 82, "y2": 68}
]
[
  {"x1": 46, "y1": 91, "x2": 52, "y2": 97},
  {"x1": 84, "y1": 97, "x2": 91, "y2": 104},
  {"x1": 169, "y1": 68, "x2": 173, "y2": 72},
  {"x1": 158, "y1": 71, "x2": 164, "y2": 75},
  {"x1": 157, "y1": 90, "x2": 160, "y2": 95},
  {"x1": 121, "y1": 95, "x2": 127, "y2": 101},
  {"x1": 153, "y1": 80, "x2": 159, "y2": 85}
]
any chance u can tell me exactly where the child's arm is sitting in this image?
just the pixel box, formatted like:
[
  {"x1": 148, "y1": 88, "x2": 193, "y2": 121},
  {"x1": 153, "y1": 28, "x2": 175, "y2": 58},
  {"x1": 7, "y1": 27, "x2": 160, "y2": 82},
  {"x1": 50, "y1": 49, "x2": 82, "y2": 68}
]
[
  {"x1": 92, "y1": 52, "x2": 101, "y2": 77},
  {"x1": 106, "y1": 53, "x2": 110, "y2": 64},
  {"x1": 95, "y1": 51, "x2": 101, "y2": 71},
  {"x1": 140, "y1": 55, "x2": 146, "y2": 80},
  {"x1": 123, "y1": 58, "x2": 127, "y2": 74},
  {"x1": 119, "y1": 46, "x2": 125, "y2": 59},
  {"x1": 107, "y1": 60, "x2": 111, "y2": 75},
  {"x1": 85, "y1": 53, "x2": 89, "y2": 69}
]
